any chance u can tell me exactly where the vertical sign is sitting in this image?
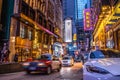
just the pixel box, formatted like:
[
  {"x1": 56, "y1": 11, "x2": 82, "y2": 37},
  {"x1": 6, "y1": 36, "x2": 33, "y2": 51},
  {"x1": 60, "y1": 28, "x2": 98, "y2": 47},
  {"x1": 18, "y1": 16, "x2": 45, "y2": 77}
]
[
  {"x1": 83, "y1": 9, "x2": 93, "y2": 31},
  {"x1": 64, "y1": 18, "x2": 72, "y2": 42}
]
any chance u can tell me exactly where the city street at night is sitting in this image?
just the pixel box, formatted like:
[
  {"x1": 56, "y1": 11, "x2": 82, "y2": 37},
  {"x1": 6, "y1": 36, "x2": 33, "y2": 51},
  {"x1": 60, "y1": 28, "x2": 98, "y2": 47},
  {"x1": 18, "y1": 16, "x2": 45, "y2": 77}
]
[
  {"x1": 0, "y1": 63, "x2": 83, "y2": 80},
  {"x1": 0, "y1": 0, "x2": 120, "y2": 80}
]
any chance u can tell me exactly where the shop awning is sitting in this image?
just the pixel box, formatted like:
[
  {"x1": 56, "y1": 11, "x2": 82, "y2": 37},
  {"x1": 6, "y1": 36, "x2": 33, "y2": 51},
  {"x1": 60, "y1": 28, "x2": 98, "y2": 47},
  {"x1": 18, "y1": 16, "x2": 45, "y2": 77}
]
[{"x1": 12, "y1": 13, "x2": 58, "y2": 38}]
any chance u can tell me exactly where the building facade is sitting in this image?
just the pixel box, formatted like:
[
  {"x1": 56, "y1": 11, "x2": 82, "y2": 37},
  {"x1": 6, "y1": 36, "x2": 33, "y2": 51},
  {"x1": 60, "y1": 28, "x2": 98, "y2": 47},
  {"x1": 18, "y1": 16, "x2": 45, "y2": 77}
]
[
  {"x1": 92, "y1": 0, "x2": 120, "y2": 50},
  {"x1": 9, "y1": 0, "x2": 63, "y2": 62},
  {"x1": 62, "y1": 0, "x2": 76, "y2": 55},
  {"x1": 75, "y1": 0, "x2": 92, "y2": 51},
  {"x1": 0, "y1": 0, "x2": 14, "y2": 49}
]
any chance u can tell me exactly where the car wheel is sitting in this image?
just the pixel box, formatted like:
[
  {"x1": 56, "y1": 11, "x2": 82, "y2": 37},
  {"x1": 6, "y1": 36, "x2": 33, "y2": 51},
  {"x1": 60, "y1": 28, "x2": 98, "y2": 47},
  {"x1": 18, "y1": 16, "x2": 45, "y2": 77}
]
[
  {"x1": 26, "y1": 71, "x2": 31, "y2": 74},
  {"x1": 57, "y1": 65, "x2": 61, "y2": 72},
  {"x1": 47, "y1": 67, "x2": 51, "y2": 74}
]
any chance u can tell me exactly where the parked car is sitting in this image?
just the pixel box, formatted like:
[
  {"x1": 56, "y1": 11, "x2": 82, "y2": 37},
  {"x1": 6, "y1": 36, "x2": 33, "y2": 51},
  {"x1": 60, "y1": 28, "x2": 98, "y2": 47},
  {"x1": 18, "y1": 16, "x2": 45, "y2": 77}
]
[
  {"x1": 61, "y1": 56, "x2": 74, "y2": 66},
  {"x1": 83, "y1": 49, "x2": 120, "y2": 80},
  {"x1": 22, "y1": 53, "x2": 61, "y2": 74}
]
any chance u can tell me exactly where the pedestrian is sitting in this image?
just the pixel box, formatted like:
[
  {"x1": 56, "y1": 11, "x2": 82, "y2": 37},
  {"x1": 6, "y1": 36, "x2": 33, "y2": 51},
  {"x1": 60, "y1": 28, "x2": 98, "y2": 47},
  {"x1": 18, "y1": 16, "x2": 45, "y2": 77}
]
[
  {"x1": 0, "y1": 46, "x2": 2, "y2": 62},
  {"x1": 14, "y1": 53, "x2": 18, "y2": 62},
  {"x1": 0, "y1": 43, "x2": 7, "y2": 62},
  {"x1": 4, "y1": 48, "x2": 10, "y2": 62}
]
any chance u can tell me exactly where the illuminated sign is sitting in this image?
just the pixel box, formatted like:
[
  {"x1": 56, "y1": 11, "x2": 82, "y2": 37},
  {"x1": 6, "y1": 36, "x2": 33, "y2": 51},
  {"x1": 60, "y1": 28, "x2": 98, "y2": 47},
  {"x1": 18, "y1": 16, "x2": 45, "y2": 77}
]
[
  {"x1": 73, "y1": 33, "x2": 77, "y2": 41},
  {"x1": 64, "y1": 18, "x2": 72, "y2": 42},
  {"x1": 83, "y1": 9, "x2": 93, "y2": 31}
]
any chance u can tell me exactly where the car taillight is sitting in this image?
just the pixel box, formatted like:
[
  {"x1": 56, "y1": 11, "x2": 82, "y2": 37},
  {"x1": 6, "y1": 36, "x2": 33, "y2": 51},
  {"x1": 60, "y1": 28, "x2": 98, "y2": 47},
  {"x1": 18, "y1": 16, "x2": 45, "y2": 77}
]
[
  {"x1": 22, "y1": 62, "x2": 30, "y2": 66},
  {"x1": 37, "y1": 63, "x2": 46, "y2": 66}
]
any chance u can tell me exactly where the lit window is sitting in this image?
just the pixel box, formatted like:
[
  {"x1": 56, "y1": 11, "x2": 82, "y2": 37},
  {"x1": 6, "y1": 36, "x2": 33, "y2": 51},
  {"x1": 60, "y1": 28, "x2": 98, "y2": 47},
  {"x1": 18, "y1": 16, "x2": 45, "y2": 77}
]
[
  {"x1": 28, "y1": 30, "x2": 32, "y2": 40},
  {"x1": 20, "y1": 24, "x2": 25, "y2": 38}
]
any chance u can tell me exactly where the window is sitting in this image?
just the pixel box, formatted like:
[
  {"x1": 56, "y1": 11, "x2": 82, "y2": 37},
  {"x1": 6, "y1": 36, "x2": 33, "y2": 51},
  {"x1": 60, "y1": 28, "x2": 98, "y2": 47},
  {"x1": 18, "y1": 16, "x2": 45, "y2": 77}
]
[
  {"x1": 28, "y1": 30, "x2": 32, "y2": 40},
  {"x1": 90, "y1": 52, "x2": 95, "y2": 59},
  {"x1": 90, "y1": 51, "x2": 105, "y2": 59},
  {"x1": 38, "y1": 30, "x2": 42, "y2": 43},
  {"x1": 20, "y1": 24, "x2": 25, "y2": 38}
]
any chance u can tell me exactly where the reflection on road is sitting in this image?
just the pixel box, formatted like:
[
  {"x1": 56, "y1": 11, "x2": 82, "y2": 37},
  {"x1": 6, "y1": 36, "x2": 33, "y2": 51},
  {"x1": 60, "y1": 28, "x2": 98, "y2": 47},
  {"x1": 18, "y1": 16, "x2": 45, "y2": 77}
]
[{"x1": 0, "y1": 63, "x2": 83, "y2": 80}]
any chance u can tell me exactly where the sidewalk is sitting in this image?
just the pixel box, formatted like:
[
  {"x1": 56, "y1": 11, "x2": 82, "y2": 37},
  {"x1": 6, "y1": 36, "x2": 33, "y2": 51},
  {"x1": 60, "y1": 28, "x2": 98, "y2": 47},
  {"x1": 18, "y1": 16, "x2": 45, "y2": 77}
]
[{"x1": 0, "y1": 62, "x2": 23, "y2": 74}]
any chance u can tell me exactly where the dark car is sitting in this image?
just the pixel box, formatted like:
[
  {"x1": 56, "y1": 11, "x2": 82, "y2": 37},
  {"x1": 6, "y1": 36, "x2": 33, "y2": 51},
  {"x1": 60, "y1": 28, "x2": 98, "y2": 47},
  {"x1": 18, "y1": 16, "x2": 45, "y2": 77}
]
[{"x1": 22, "y1": 53, "x2": 61, "y2": 74}]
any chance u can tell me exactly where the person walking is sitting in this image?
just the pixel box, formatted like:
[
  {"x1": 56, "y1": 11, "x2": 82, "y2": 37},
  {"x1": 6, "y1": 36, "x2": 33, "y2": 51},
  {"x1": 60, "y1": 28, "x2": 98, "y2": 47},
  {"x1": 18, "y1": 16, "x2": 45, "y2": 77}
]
[
  {"x1": 14, "y1": 53, "x2": 18, "y2": 62},
  {"x1": 0, "y1": 43, "x2": 7, "y2": 62}
]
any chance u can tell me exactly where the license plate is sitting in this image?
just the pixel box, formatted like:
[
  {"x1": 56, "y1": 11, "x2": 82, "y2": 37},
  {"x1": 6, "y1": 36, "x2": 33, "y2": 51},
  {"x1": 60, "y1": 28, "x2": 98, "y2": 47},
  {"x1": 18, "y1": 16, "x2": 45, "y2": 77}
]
[{"x1": 29, "y1": 67, "x2": 36, "y2": 70}]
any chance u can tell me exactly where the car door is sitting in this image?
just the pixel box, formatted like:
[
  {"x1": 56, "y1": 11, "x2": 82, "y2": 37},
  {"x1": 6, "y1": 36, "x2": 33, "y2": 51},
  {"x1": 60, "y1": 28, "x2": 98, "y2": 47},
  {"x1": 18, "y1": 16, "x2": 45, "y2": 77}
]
[{"x1": 52, "y1": 58, "x2": 60, "y2": 69}]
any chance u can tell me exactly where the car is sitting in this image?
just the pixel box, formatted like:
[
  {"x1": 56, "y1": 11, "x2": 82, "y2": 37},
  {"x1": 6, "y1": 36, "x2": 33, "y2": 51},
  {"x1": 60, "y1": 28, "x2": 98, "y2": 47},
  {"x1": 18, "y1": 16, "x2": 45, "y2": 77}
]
[
  {"x1": 22, "y1": 53, "x2": 61, "y2": 74},
  {"x1": 61, "y1": 56, "x2": 74, "y2": 66},
  {"x1": 83, "y1": 49, "x2": 120, "y2": 80}
]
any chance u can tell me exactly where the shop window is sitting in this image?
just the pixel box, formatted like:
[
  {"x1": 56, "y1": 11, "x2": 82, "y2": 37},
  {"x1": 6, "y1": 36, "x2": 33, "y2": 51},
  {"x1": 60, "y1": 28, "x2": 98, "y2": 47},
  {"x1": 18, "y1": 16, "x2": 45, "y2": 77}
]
[
  {"x1": 20, "y1": 23, "x2": 28, "y2": 39},
  {"x1": 38, "y1": 30, "x2": 42, "y2": 43},
  {"x1": 28, "y1": 30, "x2": 32, "y2": 40},
  {"x1": 20, "y1": 24, "x2": 25, "y2": 38}
]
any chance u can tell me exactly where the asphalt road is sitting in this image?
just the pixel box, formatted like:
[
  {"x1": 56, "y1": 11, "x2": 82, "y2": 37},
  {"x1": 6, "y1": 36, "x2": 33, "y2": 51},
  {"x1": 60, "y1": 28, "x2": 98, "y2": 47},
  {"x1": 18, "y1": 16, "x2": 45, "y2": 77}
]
[{"x1": 0, "y1": 62, "x2": 83, "y2": 80}]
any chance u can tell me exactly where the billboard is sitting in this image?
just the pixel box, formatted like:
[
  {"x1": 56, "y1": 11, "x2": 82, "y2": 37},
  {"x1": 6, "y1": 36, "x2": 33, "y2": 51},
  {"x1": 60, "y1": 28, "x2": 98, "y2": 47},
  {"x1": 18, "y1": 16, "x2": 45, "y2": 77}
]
[{"x1": 64, "y1": 18, "x2": 72, "y2": 42}]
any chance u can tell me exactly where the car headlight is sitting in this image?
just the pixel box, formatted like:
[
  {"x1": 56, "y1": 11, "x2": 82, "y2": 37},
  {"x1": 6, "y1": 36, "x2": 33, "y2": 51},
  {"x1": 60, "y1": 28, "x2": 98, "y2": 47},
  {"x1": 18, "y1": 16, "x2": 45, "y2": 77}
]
[
  {"x1": 23, "y1": 63, "x2": 30, "y2": 66},
  {"x1": 86, "y1": 65, "x2": 109, "y2": 74},
  {"x1": 37, "y1": 63, "x2": 46, "y2": 66}
]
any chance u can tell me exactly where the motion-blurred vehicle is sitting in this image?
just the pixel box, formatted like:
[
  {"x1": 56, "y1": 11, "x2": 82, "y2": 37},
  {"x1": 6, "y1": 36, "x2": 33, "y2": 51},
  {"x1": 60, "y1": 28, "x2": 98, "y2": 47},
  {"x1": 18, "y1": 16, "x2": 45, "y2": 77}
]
[
  {"x1": 61, "y1": 56, "x2": 74, "y2": 66},
  {"x1": 74, "y1": 57, "x2": 81, "y2": 62},
  {"x1": 22, "y1": 53, "x2": 61, "y2": 74},
  {"x1": 83, "y1": 49, "x2": 120, "y2": 80}
]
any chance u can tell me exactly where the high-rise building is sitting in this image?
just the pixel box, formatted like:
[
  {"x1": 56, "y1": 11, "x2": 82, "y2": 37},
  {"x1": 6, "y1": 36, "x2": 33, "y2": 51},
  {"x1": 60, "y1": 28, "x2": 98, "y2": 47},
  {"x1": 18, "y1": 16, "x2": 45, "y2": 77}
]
[
  {"x1": 75, "y1": 0, "x2": 92, "y2": 51},
  {"x1": 75, "y1": 0, "x2": 91, "y2": 27},
  {"x1": 62, "y1": 0, "x2": 92, "y2": 53},
  {"x1": 8, "y1": 0, "x2": 63, "y2": 62},
  {"x1": 62, "y1": 0, "x2": 77, "y2": 56},
  {"x1": 62, "y1": 0, "x2": 76, "y2": 34},
  {"x1": 0, "y1": 0, "x2": 14, "y2": 48}
]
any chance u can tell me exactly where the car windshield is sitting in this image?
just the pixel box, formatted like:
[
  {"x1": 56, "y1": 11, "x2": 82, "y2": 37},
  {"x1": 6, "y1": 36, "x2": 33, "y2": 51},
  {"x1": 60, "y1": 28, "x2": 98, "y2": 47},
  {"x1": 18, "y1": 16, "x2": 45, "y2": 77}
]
[
  {"x1": 37, "y1": 55, "x2": 52, "y2": 60},
  {"x1": 90, "y1": 50, "x2": 120, "y2": 59},
  {"x1": 63, "y1": 57, "x2": 71, "y2": 60}
]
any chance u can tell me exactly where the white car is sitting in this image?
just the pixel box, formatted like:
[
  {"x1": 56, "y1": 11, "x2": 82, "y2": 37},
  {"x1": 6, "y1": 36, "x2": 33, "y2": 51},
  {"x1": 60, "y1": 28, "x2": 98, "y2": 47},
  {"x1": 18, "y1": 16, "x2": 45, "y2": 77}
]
[
  {"x1": 83, "y1": 49, "x2": 120, "y2": 80},
  {"x1": 61, "y1": 56, "x2": 74, "y2": 66}
]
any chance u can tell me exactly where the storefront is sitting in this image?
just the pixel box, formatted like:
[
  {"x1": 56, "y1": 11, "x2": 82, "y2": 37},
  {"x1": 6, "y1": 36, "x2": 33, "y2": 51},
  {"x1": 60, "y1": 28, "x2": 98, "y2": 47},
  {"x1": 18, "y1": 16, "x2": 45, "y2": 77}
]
[
  {"x1": 9, "y1": 17, "x2": 34, "y2": 62},
  {"x1": 15, "y1": 37, "x2": 32, "y2": 62}
]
